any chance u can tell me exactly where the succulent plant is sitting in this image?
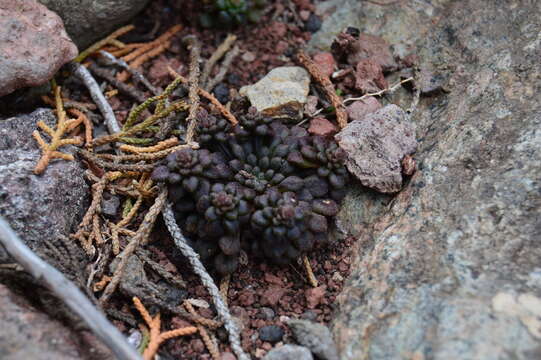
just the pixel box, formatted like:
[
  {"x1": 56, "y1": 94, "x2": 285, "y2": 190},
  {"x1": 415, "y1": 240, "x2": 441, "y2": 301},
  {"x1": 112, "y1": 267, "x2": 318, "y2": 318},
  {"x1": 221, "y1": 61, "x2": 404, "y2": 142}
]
[
  {"x1": 199, "y1": 0, "x2": 267, "y2": 29},
  {"x1": 152, "y1": 106, "x2": 350, "y2": 275}
]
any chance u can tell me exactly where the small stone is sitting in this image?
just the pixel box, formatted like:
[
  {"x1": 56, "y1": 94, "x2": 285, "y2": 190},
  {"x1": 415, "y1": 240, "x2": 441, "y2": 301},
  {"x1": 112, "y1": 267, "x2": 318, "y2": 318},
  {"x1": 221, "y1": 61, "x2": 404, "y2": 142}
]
[
  {"x1": 305, "y1": 14, "x2": 322, "y2": 33},
  {"x1": 332, "y1": 31, "x2": 397, "y2": 72},
  {"x1": 240, "y1": 67, "x2": 310, "y2": 119},
  {"x1": 287, "y1": 319, "x2": 339, "y2": 360},
  {"x1": 101, "y1": 194, "x2": 120, "y2": 217},
  {"x1": 221, "y1": 352, "x2": 236, "y2": 360},
  {"x1": 263, "y1": 345, "x2": 314, "y2": 360},
  {"x1": 401, "y1": 154, "x2": 416, "y2": 176},
  {"x1": 191, "y1": 339, "x2": 205, "y2": 353},
  {"x1": 299, "y1": 10, "x2": 311, "y2": 21},
  {"x1": 264, "y1": 273, "x2": 284, "y2": 286},
  {"x1": 242, "y1": 51, "x2": 256, "y2": 62},
  {"x1": 346, "y1": 97, "x2": 382, "y2": 122},
  {"x1": 304, "y1": 96, "x2": 319, "y2": 116},
  {"x1": 301, "y1": 310, "x2": 319, "y2": 321},
  {"x1": 255, "y1": 348, "x2": 267, "y2": 358},
  {"x1": 258, "y1": 307, "x2": 276, "y2": 320},
  {"x1": 331, "y1": 272, "x2": 344, "y2": 282},
  {"x1": 355, "y1": 59, "x2": 387, "y2": 93},
  {"x1": 213, "y1": 83, "x2": 230, "y2": 104},
  {"x1": 238, "y1": 289, "x2": 256, "y2": 306},
  {"x1": 313, "y1": 52, "x2": 336, "y2": 78},
  {"x1": 336, "y1": 104, "x2": 418, "y2": 193},
  {"x1": 416, "y1": 66, "x2": 445, "y2": 94},
  {"x1": 259, "y1": 325, "x2": 285, "y2": 343},
  {"x1": 308, "y1": 117, "x2": 337, "y2": 137},
  {"x1": 305, "y1": 285, "x2": 327, "y2": 309},
  {"x1": 260, "y1": 287, "x2": 287, "y2": 306},
  {"x1": 0, "y1": 0, "x2": 78, "y2": 97}
]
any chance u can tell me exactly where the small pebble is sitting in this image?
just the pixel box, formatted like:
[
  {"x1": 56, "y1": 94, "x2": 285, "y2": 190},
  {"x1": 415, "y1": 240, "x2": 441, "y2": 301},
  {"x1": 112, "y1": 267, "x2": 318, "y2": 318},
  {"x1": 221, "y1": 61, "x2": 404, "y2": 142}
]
[
  {"x1": 305, "y1": 14, "x2": 322, "y2": 33},
  {"x1": 301, "y1": 310, "x2": 318, "y2": 321},
  {"x1": 101, "y1": 194, "x2": 120, "y2": 217},
  {"x1": 213, "y1": 83, "x2": 230, "y2": 104},
  {"x1": 258, "y1": 307, "x2": 276, "y2": 320},
  {"x1": 259, "y1": 325, "x2": 285, "y2": 343},
  {"x1": 221, "y1": 352, "x2": 236, "y2": 360},
  {"x1": 242, "y1": 51, "x2": 256, "y2": 62}
]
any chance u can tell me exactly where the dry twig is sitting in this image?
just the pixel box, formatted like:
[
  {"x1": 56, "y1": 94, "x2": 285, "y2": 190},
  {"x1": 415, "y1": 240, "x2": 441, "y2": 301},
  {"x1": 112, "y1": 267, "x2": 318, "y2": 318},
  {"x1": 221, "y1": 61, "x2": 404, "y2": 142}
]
[
  {"x1": 342, "y1": 76, "x2": 414, "y2": 105},
  {"x1": 183, "y1": 35, "x2": 202, "y2": 144},
  {"x1": 303, "y1": 255, "x2": 318, "y2": 288},
  {"x1": 201, "y1": 34, "x2": 237, "y2": 89},
  {"x1": 184, "y1": 301, "x2": 221, "y2": 360},
  {"x1": 75, "y1": 25, "x2": 135, "y2": 63}
]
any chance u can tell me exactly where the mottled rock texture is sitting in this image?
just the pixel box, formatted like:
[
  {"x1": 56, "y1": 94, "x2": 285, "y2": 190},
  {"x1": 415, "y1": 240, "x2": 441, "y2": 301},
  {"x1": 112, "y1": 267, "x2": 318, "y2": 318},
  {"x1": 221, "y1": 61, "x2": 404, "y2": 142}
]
[
  {"x1": 38, "y1": 0, "x2": 150, "y2": 49},
  {"x1": 0, "y1": 109, "x2": 88, "y2": 253},
  {"x1": 329, "y1": 0, "x2": 541, "y2": 359},
  {"x1": 0, "y1": 0, "x2": 78, "y2": 97},
  {"x1": 263, "y1": 345, "x2": 314, "y2": 360}
]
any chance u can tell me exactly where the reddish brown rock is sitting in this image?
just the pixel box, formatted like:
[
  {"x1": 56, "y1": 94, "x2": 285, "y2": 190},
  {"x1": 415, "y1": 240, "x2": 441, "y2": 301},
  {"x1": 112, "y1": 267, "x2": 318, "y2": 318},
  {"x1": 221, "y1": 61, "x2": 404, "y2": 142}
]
[
  {"x1": 261, "y1": 286, "x2": 287, "y2": 307},
  {"x1": 345, "y1": 97, "x2": 382, "y2": 122},
  {"x1": 312, "y1": 52, "x2": 336, "y2": 78},
  {"x1": 0, "y1": 0, "x2": 78, "y2": 96},
  {"x1": 355, "y1": 59, "x2": 387, "y2": 93},
  {"x1": 238, "y1": 289, "x2": 256, "y2": 306},
  {"x1": 308, "y1": 117, "x2": 338, "y2": 136},
  {"x1": 264, "y1": 273, "x2": 285, "y2": 286},
  {"x1": 221, "y1": 352, "x2": 237, "y2": 360},
  {"x1": 305, "y1": 286, "x2": 327, "y2": 309},
  {"x1": 147, "y1": 55, "x2": 182, "y2": 87},
  {"x1": 332, "y1": 31, "x2": 397, "y2": 72}
]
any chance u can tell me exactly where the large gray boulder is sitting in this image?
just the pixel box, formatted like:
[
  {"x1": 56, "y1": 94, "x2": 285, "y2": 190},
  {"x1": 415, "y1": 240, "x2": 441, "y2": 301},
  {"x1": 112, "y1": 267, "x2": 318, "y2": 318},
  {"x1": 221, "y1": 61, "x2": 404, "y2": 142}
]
[
  {"x1": 327, "y1": 1, "x2": 541, "y2": 359},
  {"x1": 38, "y1": 0, "x2": 151, "y2": 49}
]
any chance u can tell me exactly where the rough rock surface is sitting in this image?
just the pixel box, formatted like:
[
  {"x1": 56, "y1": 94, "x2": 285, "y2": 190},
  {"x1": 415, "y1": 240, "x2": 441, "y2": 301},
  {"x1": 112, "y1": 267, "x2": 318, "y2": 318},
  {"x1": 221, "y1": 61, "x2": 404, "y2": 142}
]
[
  {"x1": 0, "y1": 109, "x2": 88, "y2": 252},
  {"x1": 288, "y1": 319, "x2": 339, "y2": 360},
  {"x1": 328, "y1": 0, "x2": 541, "y2": 359},
  {"x1": 336, "y1": 104, "x2": 417, "y2": 193},
  {"x1": 0, "y1": 0, "x2": 78, "y2": 97},
  {"x1": 38, "y1": 0, "x2": 150, "y2": 49},
  {"x1": 240, "y1": 67, "x2": 310, "y2": 118},
  {"x1": 263, "y1": 345, "x2": 314, "y2": 360},
  {"x1": 345, "y1": 97, "x2": 382, "y2": 122},
  {"x1": 0, "y1": 284, "x2": 85, "y2": 359}
]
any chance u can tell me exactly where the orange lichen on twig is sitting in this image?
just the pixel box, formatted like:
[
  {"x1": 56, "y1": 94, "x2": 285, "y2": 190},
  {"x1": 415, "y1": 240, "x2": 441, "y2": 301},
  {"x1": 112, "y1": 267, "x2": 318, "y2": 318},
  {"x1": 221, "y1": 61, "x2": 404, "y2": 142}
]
[
  {"x1": 33, "y1": 86, "x2": 83, "y2": 175},
  {"x1": 297, "y1": 51, "x2": 348, "y2": 128},
  {"x1": 119, "y1": 137, "x2": 179, "y2": 153},
  {"x1": 133, "y1": 297, "x2": 198, "y2": 360}
]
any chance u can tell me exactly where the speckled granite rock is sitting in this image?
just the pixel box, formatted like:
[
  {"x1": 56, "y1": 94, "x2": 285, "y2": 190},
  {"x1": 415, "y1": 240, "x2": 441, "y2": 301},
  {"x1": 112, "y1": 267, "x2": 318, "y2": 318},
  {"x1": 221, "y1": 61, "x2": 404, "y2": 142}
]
[
  {"x1": 0, "y1": 0, "x2": 78, "y2": 97},
  {"x1": 330, "y1": 0, "x2": 541, "y2": 359},
  {"x1": 0, "y1": 109, "x2": 88, "y2": 253},
  {"x1": 38, "y1": 0, "x2": 150, "y2": 49}
]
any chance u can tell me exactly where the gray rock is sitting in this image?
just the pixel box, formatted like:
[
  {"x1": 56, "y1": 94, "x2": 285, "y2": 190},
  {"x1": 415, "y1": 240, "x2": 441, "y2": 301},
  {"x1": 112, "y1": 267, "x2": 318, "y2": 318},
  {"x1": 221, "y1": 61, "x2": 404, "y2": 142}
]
[
  {"x1": 0, "y1": 283, "x2": 108, "y2": 359},
  {"x1": 259, "y1": 325, "x2": 284, "y2": 343},
  {"x1": 336, "y1": 104, "x2": 418, "y2": 193},
  {"x1": 287, "y1": 319, "x2": 339, "y2": 360},
  {"x1": 38, "y1": 0, "x2": 150, "y2": 49},
  {"x1": 331, "y1": 1, "x2": 541, "y2": 359},
  {"x1": 263, "y1": 345, "x2": 314, "y2": 360},
  {"x1": 0, "y1": 109, "x2": 88, "y2": 253},
  {"x1": 101, "y1": 194, "x2": 120, "y2": 218},
  {"x1": 0, "y1": 0, "x2": 78, "y2": 97},
  {"x1": 258, "y1": 307, "x2": 276, "y2": 320},
  {"x1": 240, "y1": 67, "x2": 310, "y2": 119}
]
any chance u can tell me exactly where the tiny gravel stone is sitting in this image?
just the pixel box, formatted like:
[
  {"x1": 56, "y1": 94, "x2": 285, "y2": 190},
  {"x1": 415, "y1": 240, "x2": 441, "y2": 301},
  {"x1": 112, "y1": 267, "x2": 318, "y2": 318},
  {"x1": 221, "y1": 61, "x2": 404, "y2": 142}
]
[
  {"x1": 305, "y1": 14, "x2": 322, "y2": 33},
  {"x1": 346, "y1": 97, "x2": 382, "y2": 122},
  {"x1": 212, "y1": 83, "x2": 230, "y2": 104},
  {"x1": 263, "y1": 345, "x2": 314, "y2": 360},
  {"x1": 101, "y1": 194, "x2": 120, "y2": 217},
  {"x1": 308, "y1": 117, "x2": 337, "y2": 137},
  {"x1": 258, "y1": 307, "x2": 276, "y2": 320},
  {"x1": 259, "y1": 325, "x2": 285, "y2": 343},
  {"x1": 287, "y1": 319, "x2": 339, "y2": 360},
  {"x1": 301, "y1": 310, "x2": 318, "y2": 321},
  {"x1": 221, "y1": 352, "x2": 237, "y2": 360}
]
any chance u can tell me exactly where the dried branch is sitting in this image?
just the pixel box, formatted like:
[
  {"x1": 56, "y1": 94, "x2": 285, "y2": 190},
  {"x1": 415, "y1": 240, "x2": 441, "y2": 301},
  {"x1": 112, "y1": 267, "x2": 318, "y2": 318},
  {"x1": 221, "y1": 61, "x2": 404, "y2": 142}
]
[
  {"x1": 75, "y1": 24, "x2": 135, "y2": 63},
  {"x1": 184, "y1": 301, "x2": 221, "y2": 360},
  {"x1": 303, "y1": 255, "x2": 318, "y2": 288},
  {"x1": 205, "y1": 45, "x2": 240, "y2": 92},
  {"x1": 0, "y1": 217, "x2": 142, "y2": 360},
  {"x1": 297, "y1": 51, "x2": 348, "y2": 128},
  {"x1": 78, "y1": 149, "x2": 156, "y2": 172},
  {"x1": 120, "y1": 137, "x2": 179, "y2": 153},
  {"x1": 201, "y1": 34, "x2": 237, "y2": 89},
  {"x1": 33, "y1": 86, "x2": 83, "y2": 174},
  {"x1": 183, "y1": 35, "x2": 202, "y2": 144},
  {"x1": 167, "y1": 66, "x2": 238, "y2": 126},
  {"x1": 342, "y1": 77, "x2": 414, "y2": 105},
  {"x1": 88, "y1": 63, "x2": 147, "y2": 103}
]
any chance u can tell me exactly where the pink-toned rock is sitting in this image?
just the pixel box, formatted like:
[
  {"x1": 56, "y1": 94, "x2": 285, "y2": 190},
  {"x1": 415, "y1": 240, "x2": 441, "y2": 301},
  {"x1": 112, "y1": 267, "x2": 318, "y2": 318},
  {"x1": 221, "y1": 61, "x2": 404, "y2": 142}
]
[
  {"x1": 238, "y1": 289, "x2": 256, "y2": 306},
  {"x1": 346, "y1": 97, "x2": 383, "y2": 122},
  {"x1": 308, "y1": 117, "x2": 338, "y2": 136},
  {"x1": 221, "y1": 351, "x2": 237, "y2": 360},
  {"x1": 264, "y1": 273, "x2": 284, "y2": 286},
  {"x1": 355, "y1": 58, "x2": 388, "y2": 93},
  {"x1": 313, "y1": 52, "x2": 336, "y2": 78},
  {"x1": 261, "y1": 286, "x2": 287, "y2": 306},
  {"x1": 305, "y1": 286, "x2": 327, "y2": 309},
  {"x1": 0, "y1": 0, "x2": 78, "y2": 97},
  {"x1": 332, "y1": 31, "x2": 397, "y2": 72},
  {"x1": 147, "y1": 55, "x2": 182, "y2": 87}
]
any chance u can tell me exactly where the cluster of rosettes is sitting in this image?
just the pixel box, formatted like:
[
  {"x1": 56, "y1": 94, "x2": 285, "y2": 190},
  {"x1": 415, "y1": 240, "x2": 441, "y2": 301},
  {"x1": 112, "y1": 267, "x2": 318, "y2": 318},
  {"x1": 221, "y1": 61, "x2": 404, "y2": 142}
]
[{"x1": 152, "y1": 107, "x2": 349, "y2": 275}]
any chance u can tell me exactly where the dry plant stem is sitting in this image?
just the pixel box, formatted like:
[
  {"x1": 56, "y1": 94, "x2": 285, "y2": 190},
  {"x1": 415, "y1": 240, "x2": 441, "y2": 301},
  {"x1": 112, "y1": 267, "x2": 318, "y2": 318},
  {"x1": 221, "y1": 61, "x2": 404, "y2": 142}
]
[
  {"x1": 75, "y1": 24, "x2": 135, "y2": 63},
  {"x1": 111, "y1": 195, "x2": 143, "y2": 255},
  {"x1": 297, "y1": 51, "x2": 348, "y2": 128},
  {"x1": 303, "y1": 255, "x2": 318, "y2": 288},
  {"x1": 183, "y1": 35, "x2": 202, "y2": 144},
  {"x1": 96, "y1": 143, "x2": 198, "y2": 162},
  {"x1": 184, "y1": 302, "x2": 221, "y2": 360},
  {"x1": 93, "y1": 101, "x2": 188, "y2": 146},
  {"x1": 122, "y1": 25, "x2": 182, "y2": 62},
  {"x1": 100, "y1": 189, "x2": 168, "y2": 305},
  {"x1": 167, "y1": 66, "x2": 238, "y2": 126},
  {"x1": 205, "y1": 45, "x2": 240, "y2": 92},
  {"x1": 129, "y1": 41, "x2": 170, "y2": 70},
  {"x1": 343, "y1": 77, "x2": 414, "y2": 105},
  {"x1": 162, "y1": 203, "x2": 250, "y2": 360},
  {"x1": 33, "y1": 86, "x2": 83, "y2": 174},
  {"x1": 201, "y1": 34, "x2": 237, "y2": 89},
  {"x1": 0, "y1": 217, "x2": 142, "y2": 360},
  {"x1": 67, "y1": 108, "x2": 93, "y2": 148},
  {"x1": 69, "y1": 62, "x2": 121, "y2": 135},
  {"x1": 133, "y1": 297, "x2": 198, "y2": 360},
  {"x1": 220, "y1": 274, "x2": 231, "y2": 306},
  {"x1": 99, "y1": 51, "x2": 161, "y2": 96},
  {"x1": 89, "y1": 64, "x2": 147, "y2": 103},
  {"x1": 79, "y1": 149, "x2": 156, "y2": 172},
  {"x1": 120, "y1": 137, "x2": 179, "y2": 153}
]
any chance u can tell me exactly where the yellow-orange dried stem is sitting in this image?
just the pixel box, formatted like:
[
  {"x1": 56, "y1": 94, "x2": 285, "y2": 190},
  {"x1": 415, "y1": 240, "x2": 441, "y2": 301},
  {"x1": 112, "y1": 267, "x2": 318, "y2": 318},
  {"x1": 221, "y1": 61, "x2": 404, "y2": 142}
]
[
  {"x1": 120, "y1": 137, "x2": 179, "y2": 153},
  {"x1": 75, "y1": 24, "x2": 135, "y2": 63},
  {"x1": 184, "y1": 301, "x2": 221, "y2": 360}
]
